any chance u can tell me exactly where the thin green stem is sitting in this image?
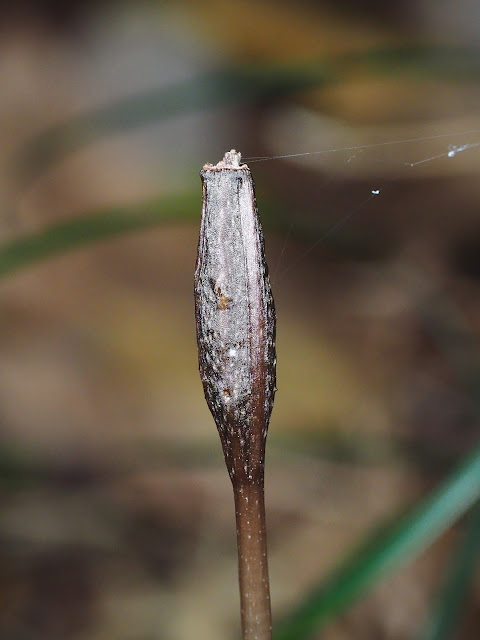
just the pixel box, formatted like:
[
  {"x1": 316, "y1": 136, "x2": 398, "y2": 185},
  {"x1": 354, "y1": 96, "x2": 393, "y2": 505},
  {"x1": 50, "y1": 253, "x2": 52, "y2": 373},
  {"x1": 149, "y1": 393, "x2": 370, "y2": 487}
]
[{"x1": 419, "y1": 499, "x2": 480, "y2": 640}]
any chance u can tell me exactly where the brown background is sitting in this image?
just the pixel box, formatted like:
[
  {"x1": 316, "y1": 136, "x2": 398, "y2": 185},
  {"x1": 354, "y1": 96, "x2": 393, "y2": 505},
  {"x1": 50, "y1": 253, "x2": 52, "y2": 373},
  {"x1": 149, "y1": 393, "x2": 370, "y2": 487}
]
[{"x1": 1, "y1": 1, "x2": 479, "y2": 638}]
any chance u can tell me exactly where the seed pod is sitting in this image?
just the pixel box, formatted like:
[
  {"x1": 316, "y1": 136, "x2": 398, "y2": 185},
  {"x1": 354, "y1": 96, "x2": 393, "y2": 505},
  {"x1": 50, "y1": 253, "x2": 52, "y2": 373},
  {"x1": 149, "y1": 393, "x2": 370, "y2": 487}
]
[{"x1": 194, "y1": 149, "x2": 276, "y2": 485}]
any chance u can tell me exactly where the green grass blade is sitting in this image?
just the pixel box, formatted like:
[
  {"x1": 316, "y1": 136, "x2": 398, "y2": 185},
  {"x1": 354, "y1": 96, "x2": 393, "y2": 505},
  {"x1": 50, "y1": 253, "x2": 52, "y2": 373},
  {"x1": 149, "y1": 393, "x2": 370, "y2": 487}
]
[
  {"x1": 0, "y1": 189, "x2": 385, "y2": 281},
  {"x1": 16, "y1": 46, "x2": 480, "y2": 186},
  {"x1": 16, "y1": 66, "x2": 325, "y2": 183},
  {"x1": 334, "y1": 45, "x2": 480, "y2": 81},
  {"x1": 276, "y1": 284, "x2": 480, "y2": 640},
  {"x1": 0, "y1": 192, "x2": 197, "y2": 279},
  {"x1": 274, "y1": 443, "x2": 480, "y2": 640},
  {"x1": 413, "y1": 291, "x2": 480, "y2": 640},
  {"x1": 418, "y1": 499, "x2": 480, "y2": 640}
]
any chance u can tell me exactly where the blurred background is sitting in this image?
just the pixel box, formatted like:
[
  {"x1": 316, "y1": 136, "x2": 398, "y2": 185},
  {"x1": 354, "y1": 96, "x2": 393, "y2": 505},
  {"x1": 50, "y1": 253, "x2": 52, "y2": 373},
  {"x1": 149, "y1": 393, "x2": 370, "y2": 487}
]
[{"x1": 1, "y1": 1, "x2": 480, "y2": 639}]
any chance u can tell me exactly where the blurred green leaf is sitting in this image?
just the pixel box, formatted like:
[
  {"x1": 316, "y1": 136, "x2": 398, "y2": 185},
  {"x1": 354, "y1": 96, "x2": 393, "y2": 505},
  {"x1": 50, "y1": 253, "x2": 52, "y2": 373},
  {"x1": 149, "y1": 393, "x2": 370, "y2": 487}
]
[
  {"x1": 4, "y1": 45, "x2": 480, "y2": 639},
  {"x1": 0, "y1": 189, "x2": 389, "y2": 281},
  {"x1": 276, "y1": 281, "x2": 480, "y2": 640},
  {"x1": 16, "y1": 46, "x2": 480, "y2": 185},
  {"x1": 335, "y1": 45, "x2": 480, "y2": 81},
  {"x1": 0, "y1": 192, "x2": 197, "y2": 279},
  {"x1": 16, "y1": 65, "x2": 327, "y2": 184},
  {"x1": 274, "y1": 442, "x2": 480, "y2": 640},
  {"x1": 418, "y1": 499, "x2": 480, "y2": 640}
]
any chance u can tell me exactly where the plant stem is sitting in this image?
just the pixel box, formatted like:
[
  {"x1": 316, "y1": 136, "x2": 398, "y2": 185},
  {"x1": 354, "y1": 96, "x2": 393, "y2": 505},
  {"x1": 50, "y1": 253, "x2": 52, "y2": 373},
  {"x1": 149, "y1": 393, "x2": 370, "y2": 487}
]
[
  {"x1": 234, "y1": 478, "x2": 272, "y2": 640},
  {"x1": 195, "y1": 151, "x2": 276, "y2": 639}
]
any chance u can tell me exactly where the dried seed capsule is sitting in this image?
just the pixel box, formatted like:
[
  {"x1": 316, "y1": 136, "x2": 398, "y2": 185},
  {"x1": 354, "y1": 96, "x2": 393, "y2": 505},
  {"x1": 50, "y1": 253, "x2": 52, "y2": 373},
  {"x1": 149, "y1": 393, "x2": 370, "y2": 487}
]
[{"x1": 194, "y1": 149, "x2": 276, "y2": 484}]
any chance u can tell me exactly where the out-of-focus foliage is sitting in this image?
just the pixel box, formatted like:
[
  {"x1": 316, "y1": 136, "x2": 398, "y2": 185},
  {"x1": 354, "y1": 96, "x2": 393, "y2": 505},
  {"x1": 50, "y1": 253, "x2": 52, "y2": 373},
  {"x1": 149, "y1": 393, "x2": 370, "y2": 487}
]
[{"x1": 2, "y1": 2, "x2": 480, "y2": 639}]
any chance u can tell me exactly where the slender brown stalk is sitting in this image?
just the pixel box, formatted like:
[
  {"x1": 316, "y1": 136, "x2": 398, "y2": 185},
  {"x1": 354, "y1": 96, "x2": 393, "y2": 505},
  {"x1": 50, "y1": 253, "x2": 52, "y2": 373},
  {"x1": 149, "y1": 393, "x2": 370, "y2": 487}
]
[
  {"x1": 234, "y1": 479, "x2": 272, "y2": 640},
  {"x1": 194, "y1": 150, "x2": 276, "y2": 640}
]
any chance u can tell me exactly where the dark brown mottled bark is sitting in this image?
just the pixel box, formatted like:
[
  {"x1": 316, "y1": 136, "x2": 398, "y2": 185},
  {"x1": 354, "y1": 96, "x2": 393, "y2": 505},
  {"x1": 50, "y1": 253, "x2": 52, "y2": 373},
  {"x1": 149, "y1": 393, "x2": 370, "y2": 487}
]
[{"x1": 194, "y1": 150, "x2": 276, "y2": 640}]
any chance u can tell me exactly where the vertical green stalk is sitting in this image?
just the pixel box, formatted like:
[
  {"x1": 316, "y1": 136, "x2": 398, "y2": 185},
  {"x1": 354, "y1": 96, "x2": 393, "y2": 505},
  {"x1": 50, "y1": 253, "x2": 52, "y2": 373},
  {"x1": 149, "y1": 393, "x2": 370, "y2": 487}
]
[{"x1": 419, "y1": 499, "x2": 480, "y2": 640}]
